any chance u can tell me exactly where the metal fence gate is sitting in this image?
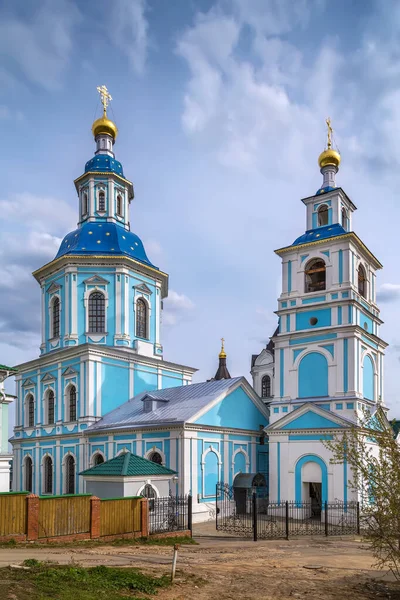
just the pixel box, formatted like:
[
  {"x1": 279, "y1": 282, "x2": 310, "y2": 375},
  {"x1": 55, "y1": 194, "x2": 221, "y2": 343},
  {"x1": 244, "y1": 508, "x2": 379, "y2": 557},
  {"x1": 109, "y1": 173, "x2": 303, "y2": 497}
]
[
  {"x1": 216, "y1": 483, "x2": 359, "y2": 541},
  {"x1": 149, "y1": 494, "x2": 192, "y2": 535}
]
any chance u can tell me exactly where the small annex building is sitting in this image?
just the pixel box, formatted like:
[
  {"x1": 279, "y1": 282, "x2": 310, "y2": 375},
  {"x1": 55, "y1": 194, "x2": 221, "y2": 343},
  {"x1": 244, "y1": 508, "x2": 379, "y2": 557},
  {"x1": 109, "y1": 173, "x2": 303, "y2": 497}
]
[
  {"x1": 80, "y1": 451, "x2": 177, "y2": 499},
  {"x1": 82, "y1": 376, "x2": 269, "y2": 522}
]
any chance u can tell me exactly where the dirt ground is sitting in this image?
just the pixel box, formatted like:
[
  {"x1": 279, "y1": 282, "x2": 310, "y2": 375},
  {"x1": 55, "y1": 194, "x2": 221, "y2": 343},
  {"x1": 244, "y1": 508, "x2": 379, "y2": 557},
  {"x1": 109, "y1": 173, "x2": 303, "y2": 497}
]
[{"x1": 1, "y1": 524, "x2": 400, "y2": 600}]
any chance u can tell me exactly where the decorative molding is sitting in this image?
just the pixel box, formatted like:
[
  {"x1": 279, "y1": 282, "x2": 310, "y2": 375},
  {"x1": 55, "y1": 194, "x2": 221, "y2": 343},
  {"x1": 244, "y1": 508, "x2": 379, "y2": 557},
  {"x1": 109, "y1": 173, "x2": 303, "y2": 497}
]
[
  {"x1": 62, "y1": 366, "x2": 77, "y2": 377},
  {"x1": 47, "y1": 282, "x2": 61, "y2": 294},
  {"x1": 41, "y1": 373, "x2": 55, "y2": 383},
  {"x1": 22, "y1": 378, "x2": 35, "y2": 387},
  {"x1": 83, "y1": 275, "x2": 109, "y2": 286},
  {"x1": 134, "y1": 283, "x2": 153, "y2": 295}
]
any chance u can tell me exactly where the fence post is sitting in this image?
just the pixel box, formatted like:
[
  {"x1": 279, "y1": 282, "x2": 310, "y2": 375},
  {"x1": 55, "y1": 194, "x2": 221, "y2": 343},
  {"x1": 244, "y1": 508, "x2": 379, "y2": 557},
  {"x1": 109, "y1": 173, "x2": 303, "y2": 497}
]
[
  {"x1": 252, "y1": 492, "x2": 258, "y2": 542},
  {"x1": 356, "y1": 502, "x2": 360, "y2": 535},
  {"x1": 324, "y1": 501, "x2": 328, "y2": 537},
  {"x1": 26, "y1": 494, "x2": 39, "y2": 541},
  {"x1": 141, "y1": 498, "x2": 149, "y2": 537},
  {"x1": 90, "y1": 496, "x2": 101, "y2": 539},
  {"x1": 188, "y1": 494, "x2": 193, "y2": 536},
  {"x1": 215, "y1": 484, "x2": 218, "y2": 530},
  {"x1": 285, "y1": 501, "x2": 289, "y2": 540}
]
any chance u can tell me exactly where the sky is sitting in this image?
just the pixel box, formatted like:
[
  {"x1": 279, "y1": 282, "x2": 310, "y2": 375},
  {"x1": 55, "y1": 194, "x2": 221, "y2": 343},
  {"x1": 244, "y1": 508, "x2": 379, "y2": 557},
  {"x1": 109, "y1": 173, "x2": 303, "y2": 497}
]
[{"x1": 1, "y1": 0, "x2": 400, "y2": 415}]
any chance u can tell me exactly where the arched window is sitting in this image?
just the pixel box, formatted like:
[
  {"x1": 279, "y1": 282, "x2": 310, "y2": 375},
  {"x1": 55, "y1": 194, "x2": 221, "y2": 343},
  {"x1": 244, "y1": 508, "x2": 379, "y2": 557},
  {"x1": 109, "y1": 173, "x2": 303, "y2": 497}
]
[
  {"x1": 82, "y1": 191, "x2": 88, "y2": 215},
  {"x1": 68, "y1": 385, "x2": 77, "y2": 422},
  {"x1": 358, "y1": 265, "x2": 366, "y2": 298},
  {"x1": 47, "y1": 390, "x2": 55, "y2": 425},
  {"x1": 341, "y1": 207, "x2": 348, "y2": 230},
  {"x1": 24, "y1": 456, "x2": 33, "y2": 493},
  {"x1": 52, "y1": 297, "x2": 60, "y2": 338},
  {"x1": 65, "y1": 455, "x2": 75, "y2": 494},
  {"x1": 136, "y1": 298, "x2": 148, "y2": 339},
  {"x1": 305, "y1": 259, "x2": 326, "y2": 293},
  {"x1": 149, "y1": 451, "x2": 163, "y2": 465},
  {"x1": 117, "y1": 194, "x2": 122, "y2": 216},
  {"x1": 141, "y1": 483, "x2": 156, "y2": 511},
  {"x1": 261, "y1": 375, "x2": 271, "y2": 398},
  {"x1": 317, "y1": 205, "x2": 328, "y2": 226},
  {"x1": 43, "y1": 456, "x2": 53, "y2": 495},
  {"x1": 93, "y1": 453, "x2": 105, "y2": 466},
  {"x1": 88, "y1": 291, "x2": 106, "y2": 333},
  {"x1": 27, "y1": 394, "x2": 34, "y2": 427},
  {"x1": 98, "y1": 190, "x2": 105, "y2": 212}
]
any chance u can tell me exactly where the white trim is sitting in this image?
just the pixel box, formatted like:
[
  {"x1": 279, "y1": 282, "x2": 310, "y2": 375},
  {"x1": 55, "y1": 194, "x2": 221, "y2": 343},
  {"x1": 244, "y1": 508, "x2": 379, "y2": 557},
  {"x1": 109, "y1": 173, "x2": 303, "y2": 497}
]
[
  {"x1": 41, "y1": 452, "x2": 54, "y2": 495},
  {"x1": 144, "y1": 446, "x2": 166, "y2": 465},
  {"x1": 62, "y1": 451, "x2": 77, "y2": 494},
  {"x1": 64, "y1": 381, "x2": 77, "y2": 423},
  {"x1": 134, "y1": 295, "x2": 151, "y2": 340},
  {"x1": 201, "y1": 446, "x2": 221, "y2": 499},
  {"x1": 137, "y1": 481, "x2": 160, "y2": 498},
  {"x1": 90, "y1": 450, "x2": 106, "y2": 466}
]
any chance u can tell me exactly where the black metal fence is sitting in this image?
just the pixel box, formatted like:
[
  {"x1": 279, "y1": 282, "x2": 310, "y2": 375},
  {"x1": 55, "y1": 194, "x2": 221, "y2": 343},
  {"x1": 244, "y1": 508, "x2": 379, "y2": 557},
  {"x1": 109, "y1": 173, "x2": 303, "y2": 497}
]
[
  {"x1": 216, "y1": 483, "x2": 359, "y2": 541},
  {"x1": 149, "y1": 494, "x2": 192, "y2": 535}
]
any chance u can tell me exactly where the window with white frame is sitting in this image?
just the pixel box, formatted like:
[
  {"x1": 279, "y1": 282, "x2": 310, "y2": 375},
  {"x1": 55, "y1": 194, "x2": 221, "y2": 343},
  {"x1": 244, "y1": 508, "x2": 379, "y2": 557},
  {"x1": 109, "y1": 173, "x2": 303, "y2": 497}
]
[
  {"x1": 51, "y1": 296, "x2": 60, "y2": 338},
  {"x1": 43, "y1": 456, "x2": 53, "y2": 494},
  {"x1": 46, "y1": 389, "x2": 55, "y2": 425},
  {"x1": 26, "y1": 394, "x2": 35, "y2": 427},
  {"x1": 82, "y1": 190, "x2": 88, "y2": 215},
  {"x1": 98, "y1": 189, "x2": 106, "y2": 212},
  {"x1": 24, "y1": 456, "x2": 33, "y2": 492},
  {"x1": 88, "y1": 291, "x2": 106, "y2": 333},
  {"x1": 136, "y1": 298, "x2": 148, "y2": 339},
  {"x1": 65, "y1": 455, "x2": 75, "y2": 494},
  {"x1": 116, "y1": 194, "x2": 123, "y2": 216},
  {"x1": 67, "y1": 385, "x2": 77, "y2": 421}
]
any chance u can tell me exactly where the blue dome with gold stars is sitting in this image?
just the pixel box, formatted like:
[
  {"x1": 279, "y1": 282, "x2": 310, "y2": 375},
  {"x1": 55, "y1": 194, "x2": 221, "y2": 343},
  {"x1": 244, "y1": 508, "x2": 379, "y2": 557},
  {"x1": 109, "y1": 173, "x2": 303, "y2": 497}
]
[
  {"x1": 85, "y1": 155, "x2": 124, "y2": 177},
  {"x1": 293, "y1": 223, "x2": 346, "y2": 246},
  {"x1": 55, "y1": 222, "x2": 156, "y2": 267}
]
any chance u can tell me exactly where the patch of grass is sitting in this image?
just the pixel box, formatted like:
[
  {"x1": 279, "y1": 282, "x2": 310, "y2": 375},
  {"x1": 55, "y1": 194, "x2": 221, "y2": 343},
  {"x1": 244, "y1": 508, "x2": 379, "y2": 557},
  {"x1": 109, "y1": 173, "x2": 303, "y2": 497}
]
[
  {"x1": 4, "y1": 564, "x2": 170, "y2": 600},
  {"x1": 22, "y1": 558, "x2": 44, "y2": 567},
  {"x1": 113, "y1": 535, "x2": 197, "y2": 547}
]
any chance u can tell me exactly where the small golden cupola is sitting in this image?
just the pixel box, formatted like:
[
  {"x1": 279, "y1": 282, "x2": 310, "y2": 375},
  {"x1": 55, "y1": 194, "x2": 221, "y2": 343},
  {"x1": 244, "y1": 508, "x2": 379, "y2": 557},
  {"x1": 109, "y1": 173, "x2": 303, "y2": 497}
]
[
  {"x1": 214, "y1": 338, "x2": 231, "y2": 381},
  {"x1": 92, "y1": 85, "x2": 118, "y2": 141},
  {"x1": 317, "y1": 118, "x2": 341, "y2": 194}
]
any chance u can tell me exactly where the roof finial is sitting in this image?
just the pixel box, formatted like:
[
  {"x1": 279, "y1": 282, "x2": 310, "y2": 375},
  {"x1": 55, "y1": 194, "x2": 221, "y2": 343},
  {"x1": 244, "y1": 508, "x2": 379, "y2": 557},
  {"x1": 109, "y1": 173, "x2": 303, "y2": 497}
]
[
  {"x1": 326, "y1": 117, "x2": 333, "y2": 150},
  {"x1": 219, "y1": 337, "x2": 227, "y2": 359},
  {"x1": 96, "y1": 85, "x2": 113, "y2": 117}
]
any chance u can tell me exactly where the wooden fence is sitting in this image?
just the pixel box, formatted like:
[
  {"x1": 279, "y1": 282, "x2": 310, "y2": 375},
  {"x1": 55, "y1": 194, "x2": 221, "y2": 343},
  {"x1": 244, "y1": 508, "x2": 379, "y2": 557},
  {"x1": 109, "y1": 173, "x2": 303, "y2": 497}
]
[
  {"x1": 100, "y1": 497, "x2": 142, "y2": 537},
  {"x1": 0, "y1": 492, "x2": 150, "y2": 543},
  {"x1": 38, "y1": 495, "x2": 92, "y2": 539}
]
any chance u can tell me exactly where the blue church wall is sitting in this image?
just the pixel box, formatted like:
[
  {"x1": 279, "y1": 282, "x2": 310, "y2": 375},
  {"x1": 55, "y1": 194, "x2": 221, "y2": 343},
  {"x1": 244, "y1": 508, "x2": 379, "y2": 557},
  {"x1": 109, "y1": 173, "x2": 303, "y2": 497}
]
[
  {"x1": 298, "y1": 352, "x2": 328, "y2": 398},
  {"x1": 234, "y1": 451, "x2": 246, "y2": 474},
  {"x1": 193, "y1": 386, "x2": 267, "y2": 430},
  {"x1": 101, "y1": 363, "x2": 130, "y2": 414},
  {"x1": 295, "y1": 308, "x2": 331, "y2": 331},
  {"x1": 204, "y1": 451, "x2": 218, "y2": 496},
  {"x1": 134, "y1": 367, "x2": 158, "y2": 395},
  {"x1": 363, "y1": 355, "x2": 375, "y2": 401},
  {"x1": 282, "y1": 410, "x2": 342, "y2": 430}
]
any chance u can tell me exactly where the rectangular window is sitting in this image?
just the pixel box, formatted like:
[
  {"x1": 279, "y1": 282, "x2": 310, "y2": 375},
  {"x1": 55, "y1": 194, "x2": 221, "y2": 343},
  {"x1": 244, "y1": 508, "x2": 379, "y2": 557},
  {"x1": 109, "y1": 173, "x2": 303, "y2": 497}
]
[
  {"x1": 335, "y1": 403, "x2": 343, "y2": 410},
  {"x1": 273, "y1": 407, "x2": 279, "y2": 414},
  {"x1": 282, "y1": 406, "x2": 288, "y2": 413},
  {"x1": 346, "y1": 402, "x2": 354, "y2": 409}
]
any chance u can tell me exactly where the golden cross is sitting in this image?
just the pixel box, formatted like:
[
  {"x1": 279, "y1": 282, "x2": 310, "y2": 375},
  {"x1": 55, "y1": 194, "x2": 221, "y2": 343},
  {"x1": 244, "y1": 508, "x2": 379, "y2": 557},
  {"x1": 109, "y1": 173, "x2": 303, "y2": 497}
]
[
  {"x1": 221, "y1": 337, "x2": 225, "y2": 349},
  {"x1": 326, "y1": 117, "x2": 333, "y2": 149},
  {"x1": 97, "y1": 85, "x2": 112, "y2": 115}
]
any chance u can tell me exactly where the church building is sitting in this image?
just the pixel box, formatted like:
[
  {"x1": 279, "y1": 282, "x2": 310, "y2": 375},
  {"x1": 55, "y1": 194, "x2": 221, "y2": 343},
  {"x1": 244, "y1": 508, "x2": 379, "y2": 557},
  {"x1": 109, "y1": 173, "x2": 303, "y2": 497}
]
[
  {"x1": 10, "y1": 88, "x2": 269, "y2": 520},
  {"x1": 252, "y1": 121, "x2": 387, "y2": 506}
]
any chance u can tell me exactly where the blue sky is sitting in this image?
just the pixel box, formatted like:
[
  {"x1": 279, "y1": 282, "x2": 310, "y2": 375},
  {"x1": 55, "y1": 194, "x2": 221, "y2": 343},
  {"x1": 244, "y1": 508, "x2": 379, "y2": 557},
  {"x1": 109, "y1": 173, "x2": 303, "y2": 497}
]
[{"x1": 2, "y1": 0, "x2": 400, "y2": 413}]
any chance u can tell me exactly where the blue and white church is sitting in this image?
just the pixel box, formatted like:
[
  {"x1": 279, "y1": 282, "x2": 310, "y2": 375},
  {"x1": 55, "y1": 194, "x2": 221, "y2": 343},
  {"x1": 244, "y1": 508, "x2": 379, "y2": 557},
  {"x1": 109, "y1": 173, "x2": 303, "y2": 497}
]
[
  {"x1": 11, "y1": 88, "x2": 269, "y2": 521},
  {"x1": 252, "y1": 122, "x2": 388, "y2": 506}
]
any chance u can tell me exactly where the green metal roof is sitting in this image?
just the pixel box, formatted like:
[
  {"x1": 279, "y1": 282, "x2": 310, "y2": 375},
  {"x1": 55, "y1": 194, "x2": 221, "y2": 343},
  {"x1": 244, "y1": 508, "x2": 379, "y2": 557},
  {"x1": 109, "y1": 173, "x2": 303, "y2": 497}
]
[
  {"x1": 79, "y1": 451, "x2": 177, "y2": 477},
  {"x1": 0, "y1": 365, "x2": 18, "y2": 373}
]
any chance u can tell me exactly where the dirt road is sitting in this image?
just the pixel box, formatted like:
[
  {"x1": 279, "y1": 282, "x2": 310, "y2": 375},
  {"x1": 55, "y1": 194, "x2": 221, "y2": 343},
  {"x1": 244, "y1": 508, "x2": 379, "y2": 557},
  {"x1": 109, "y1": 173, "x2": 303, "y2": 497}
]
[{"x1": 0, "y1": 535, "x2": 399, "y2": 599}]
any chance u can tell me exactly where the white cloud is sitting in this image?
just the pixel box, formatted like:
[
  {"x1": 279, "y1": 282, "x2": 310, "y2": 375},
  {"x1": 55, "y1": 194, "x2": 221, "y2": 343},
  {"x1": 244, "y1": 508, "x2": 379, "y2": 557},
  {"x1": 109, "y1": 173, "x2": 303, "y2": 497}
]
[
  {"x1": 0, "y1": 193, "x2": 76, "y2": 234},
  {"x1": 108, "y1": 0, "x2": 149, "y2": 74},
  {"x1": 377, "y1": 284, "x2": 400, "y2": 303},
  {"x1": 162, "y1": 290, "x2": 195, "y2": 326},
  {"x1": 0, "y1": 0, "x2": 80, "y2": 90}
]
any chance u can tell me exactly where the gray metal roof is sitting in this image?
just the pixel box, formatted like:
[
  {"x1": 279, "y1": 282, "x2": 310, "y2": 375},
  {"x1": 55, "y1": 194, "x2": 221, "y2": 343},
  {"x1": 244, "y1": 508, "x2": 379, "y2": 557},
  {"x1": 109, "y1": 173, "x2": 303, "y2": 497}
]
[{"x1": 88, "y1": 377, "x2": 246, "y2": 432}]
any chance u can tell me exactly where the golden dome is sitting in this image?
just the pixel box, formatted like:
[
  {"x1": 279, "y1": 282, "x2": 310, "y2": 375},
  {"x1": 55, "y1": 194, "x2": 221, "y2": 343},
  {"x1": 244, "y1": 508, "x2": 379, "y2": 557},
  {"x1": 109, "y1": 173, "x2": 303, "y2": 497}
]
[
  {"x1": 318, "y1": 148, "x2": 340, "y2": 169},
  {"x1": 219, "y1": 338, "x2": 227, "y2": 359},
  {"x1": 92, "y1": 113, "x2": 118, "y2": 140}
]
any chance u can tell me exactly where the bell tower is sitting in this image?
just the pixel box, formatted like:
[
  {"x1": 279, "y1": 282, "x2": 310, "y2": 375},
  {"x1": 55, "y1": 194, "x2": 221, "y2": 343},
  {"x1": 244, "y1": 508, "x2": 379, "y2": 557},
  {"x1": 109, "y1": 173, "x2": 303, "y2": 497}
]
[{"x1": 271, "y1": 119, "x2": 387, "y2": 418}]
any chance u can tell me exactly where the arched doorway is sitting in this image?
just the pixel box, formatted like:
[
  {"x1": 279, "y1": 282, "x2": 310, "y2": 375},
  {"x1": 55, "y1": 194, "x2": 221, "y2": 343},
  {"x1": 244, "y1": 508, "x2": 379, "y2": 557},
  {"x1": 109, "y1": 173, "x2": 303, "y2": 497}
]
[{"x1": 295, "y1": 455, "x2": 327, "y2": 515}]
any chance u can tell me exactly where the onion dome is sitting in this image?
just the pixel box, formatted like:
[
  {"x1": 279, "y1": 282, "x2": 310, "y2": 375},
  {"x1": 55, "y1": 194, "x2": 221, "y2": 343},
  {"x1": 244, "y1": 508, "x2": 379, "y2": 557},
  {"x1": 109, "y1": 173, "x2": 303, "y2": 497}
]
[
  {"x1": 85, "y1": 154, "x2": 124, "y2": 176},
  {"x1": 55, "y1": 222, "x2": 156, "y2": 268},
  {"x1": 318, "y1": 148, "x2": 341, "y2": 169},
  {"x1": 92, "y1": 114, "x2": 118, "y2": 140}
]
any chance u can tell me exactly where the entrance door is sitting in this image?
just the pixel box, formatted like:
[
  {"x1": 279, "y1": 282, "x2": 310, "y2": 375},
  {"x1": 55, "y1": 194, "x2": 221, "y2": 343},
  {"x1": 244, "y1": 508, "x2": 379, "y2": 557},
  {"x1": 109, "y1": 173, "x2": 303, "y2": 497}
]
[{"x1": 309, "y1": 482, "x2": 322, "y2": 517}]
